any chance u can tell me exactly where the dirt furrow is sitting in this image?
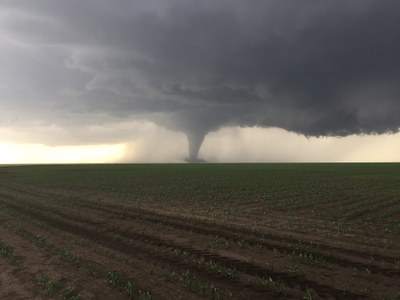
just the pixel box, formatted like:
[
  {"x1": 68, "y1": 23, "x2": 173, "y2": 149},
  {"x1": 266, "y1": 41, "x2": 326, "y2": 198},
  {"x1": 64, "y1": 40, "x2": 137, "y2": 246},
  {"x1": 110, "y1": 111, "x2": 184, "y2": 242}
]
[
  {"x1": 1, "y1": 193, "x2": 398, "y2": 278},
  {"x1": 0, "y1": 199, "x2": 279, "y2": 299},
  {"x1": 79, "y1": 200, "x2": 400, "y2": 266},
  {"x1": 1, "y1": 187, "x2": 399, "y2": 299},
  {"x1": 0, "y1": 199, "x2": 371, "y2": 299}
]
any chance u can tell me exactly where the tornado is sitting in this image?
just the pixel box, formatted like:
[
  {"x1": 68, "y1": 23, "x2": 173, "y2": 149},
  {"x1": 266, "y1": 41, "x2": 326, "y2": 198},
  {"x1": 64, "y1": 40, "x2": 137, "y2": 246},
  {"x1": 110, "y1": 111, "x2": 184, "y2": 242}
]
[{"x1": 185, "y1": 130, "x2": 206, "y2": 162}]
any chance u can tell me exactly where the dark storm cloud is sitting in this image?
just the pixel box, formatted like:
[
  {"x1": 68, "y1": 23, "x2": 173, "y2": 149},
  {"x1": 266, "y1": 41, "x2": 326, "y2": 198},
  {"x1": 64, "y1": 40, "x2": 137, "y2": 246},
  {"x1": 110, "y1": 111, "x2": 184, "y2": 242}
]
[{"x1": 1, "y1": 0, "x2": 400, "y2": 159}]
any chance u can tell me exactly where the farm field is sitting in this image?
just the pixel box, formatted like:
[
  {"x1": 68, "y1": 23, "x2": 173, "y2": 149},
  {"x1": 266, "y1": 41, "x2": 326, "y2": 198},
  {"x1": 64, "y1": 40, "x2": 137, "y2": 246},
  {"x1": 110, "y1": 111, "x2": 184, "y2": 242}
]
[{"x1": 0, "y1": 163, "x2": 399, "y2": 299}]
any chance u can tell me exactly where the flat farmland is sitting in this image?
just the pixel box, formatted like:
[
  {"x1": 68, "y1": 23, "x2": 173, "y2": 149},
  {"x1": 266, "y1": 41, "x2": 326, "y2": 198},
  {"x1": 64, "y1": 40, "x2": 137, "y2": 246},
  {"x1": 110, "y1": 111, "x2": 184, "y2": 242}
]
[{"x1": 0, "y1": 164, "x2": 399, "y2": 299}]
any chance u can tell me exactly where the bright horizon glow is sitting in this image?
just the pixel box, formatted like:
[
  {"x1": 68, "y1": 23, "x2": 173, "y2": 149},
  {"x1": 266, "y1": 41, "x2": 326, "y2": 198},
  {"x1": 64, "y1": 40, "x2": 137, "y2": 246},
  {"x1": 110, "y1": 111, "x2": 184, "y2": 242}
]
[
  {"x1": 1, "y1": 125, "x2": 400, "y2": 164},
  {"x1": 0, "y1": 142, "x2": 126, "y2": 164}
]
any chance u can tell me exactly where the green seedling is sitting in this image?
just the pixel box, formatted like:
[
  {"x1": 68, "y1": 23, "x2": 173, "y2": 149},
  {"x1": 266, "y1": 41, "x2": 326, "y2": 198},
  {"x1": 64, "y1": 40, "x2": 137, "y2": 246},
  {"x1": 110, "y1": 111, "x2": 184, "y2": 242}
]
[
  {"x1": 35, "y1": 273, "x2": 49, "y2": 288},
  {"x1": 250, "y1": 275, "x2": 289, "y2": 297},
  {"x1": 112, "y1": 233, "x2": 123, "y2": 241},
  {"x1": 126, "y1": 280, "x2": 139, "y2": 299},
  {"x1": 179, "y1": 270, "x2": 225, "y2": 298},
  {"x1": 60, "y1": 286, "x2": 80, "y2": 300},
  {"x1": 46, "y1": 281, "x2": 58, "y2": 295},
  {"x1": 273, "y1": 248, "x2": 283, "y2": 257},
  {"x1": 297, "y1": 252, "x2": 334, "y2": 269},
  {"x1": 85, "y1": 263, "x2": 101, "y2": 277},
  {"x1": 0, "y1": 239, "x2": 21, "y2": 266},
  {"x1": 164, "y1": 271, "x2": 177, "y2": 282},
  {"x1": 359, "y1": 288, "x2": 370, "y2": 296},
  {"x1": 108, "y1": 270, "x2": 124, "y2": 290},
  {"x1": 288, "y1": 264, "x2": 305, "y2": 278},
  {"x1": 303, "y1": 288, "x2": 314, "y2": 300},
  {"x1": 188, "y1": 234, "x2": 193, "y2": 245},
  {"x1": 58, "y1": 248, "x2": 81, "y2": 265},
  {"x1": 138, "y1": 289, "x2": 156, "y2": 300},
  {"x1": 395, "y1": 260, "x2": 400, "y2": 270},
  {"x1": 35, "y1": 273, "x2": 58, "y2": 295},
  {"x1": 255, "y1": 243, "x2": 263, "y2": 250},
  {"x1": 223, "y1": 238, "x2": 231, "y2": 249}
]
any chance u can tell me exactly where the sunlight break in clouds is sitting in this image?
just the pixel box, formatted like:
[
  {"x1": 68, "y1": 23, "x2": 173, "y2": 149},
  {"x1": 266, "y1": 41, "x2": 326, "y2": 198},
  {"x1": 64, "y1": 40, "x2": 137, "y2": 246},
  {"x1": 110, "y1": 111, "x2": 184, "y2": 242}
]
[
  {"x1": 0, "y1": 143, "x2": 125, "y2": 164},
  {"x1": 1, "y1": 124, "x2": 400, "y2": 164}
]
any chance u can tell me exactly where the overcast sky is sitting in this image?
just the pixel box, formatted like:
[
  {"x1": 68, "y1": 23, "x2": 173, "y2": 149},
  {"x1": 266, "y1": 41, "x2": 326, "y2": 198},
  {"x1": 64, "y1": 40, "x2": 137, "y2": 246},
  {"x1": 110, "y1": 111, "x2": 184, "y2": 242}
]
[{"x1": 1, "y1": 0, "x2": 399, "y2": 163}]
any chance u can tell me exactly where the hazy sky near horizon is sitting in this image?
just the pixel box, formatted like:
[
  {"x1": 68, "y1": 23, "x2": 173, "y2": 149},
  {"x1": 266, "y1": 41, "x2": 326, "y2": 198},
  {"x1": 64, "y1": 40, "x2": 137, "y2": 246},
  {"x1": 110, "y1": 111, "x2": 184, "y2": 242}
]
[{"x1": 1, "y1": 0, "x2": 400, "y2": 163}]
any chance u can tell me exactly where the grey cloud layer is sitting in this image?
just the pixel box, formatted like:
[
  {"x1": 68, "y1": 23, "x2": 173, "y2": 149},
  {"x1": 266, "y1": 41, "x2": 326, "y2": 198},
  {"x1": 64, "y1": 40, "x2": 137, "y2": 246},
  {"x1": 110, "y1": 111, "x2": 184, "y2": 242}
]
[{"x1": 1, "y1": 0, "x2": 400, "y2": 155}]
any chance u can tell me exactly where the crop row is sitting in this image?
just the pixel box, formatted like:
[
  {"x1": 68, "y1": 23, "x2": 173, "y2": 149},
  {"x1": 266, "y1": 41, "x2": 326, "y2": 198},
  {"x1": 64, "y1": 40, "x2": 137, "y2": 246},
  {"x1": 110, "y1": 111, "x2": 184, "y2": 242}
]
[{"x1": 2, "y1": 193, "x2": 397, "y2": 299}]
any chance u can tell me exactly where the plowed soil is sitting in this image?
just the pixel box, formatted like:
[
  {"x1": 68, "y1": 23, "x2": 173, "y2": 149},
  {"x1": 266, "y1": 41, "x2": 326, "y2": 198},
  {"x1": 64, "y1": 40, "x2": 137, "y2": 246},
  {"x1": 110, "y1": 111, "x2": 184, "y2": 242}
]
[{"x1": 0, "y1": 164, "x2": 399, "y2": 299}]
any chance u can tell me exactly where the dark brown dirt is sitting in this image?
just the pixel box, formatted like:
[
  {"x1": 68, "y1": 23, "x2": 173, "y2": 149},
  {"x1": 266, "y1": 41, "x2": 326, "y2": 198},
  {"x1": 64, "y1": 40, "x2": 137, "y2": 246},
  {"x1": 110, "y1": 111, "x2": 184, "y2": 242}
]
[{"x1": 0, "y1": 185, "x2": 399, "y2": 299}]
